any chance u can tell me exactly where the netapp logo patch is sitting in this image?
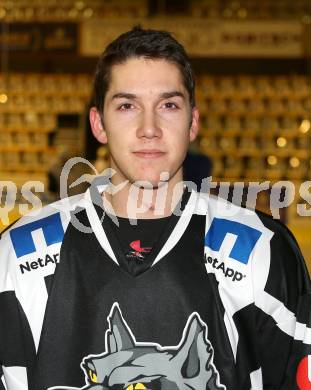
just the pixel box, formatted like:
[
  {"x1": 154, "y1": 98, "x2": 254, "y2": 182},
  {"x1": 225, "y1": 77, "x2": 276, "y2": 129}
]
[
  {"x1": 205, "y1": 218, "x2": 261, "y2": 265},
  {"x1": 19, "y1": 253, "x2": 60, "y2": 274},
  {"x1": 10, "y1": 213, "x2": 64, "y2": 258},
  {"x1": 204, "y1": 254, "x2": 246, "y2": 282}
]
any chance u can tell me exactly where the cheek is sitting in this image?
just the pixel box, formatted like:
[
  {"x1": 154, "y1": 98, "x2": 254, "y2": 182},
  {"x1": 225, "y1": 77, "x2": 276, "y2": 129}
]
[
  {"x1": 159, "y1": 111, "x2": 189, "y2": 127},
  {"x1": 106, "y1": 109, "x2": 139, "y2": 127},
  {"x1": 104, "y1": 120, "x2": 138, "y2": 149},
  {"x1": 105, "y1": 122, "x2": 130, "y2": 144},
  {"x1": 169, "y1": 128, "x2": 191, "y2": 149}
]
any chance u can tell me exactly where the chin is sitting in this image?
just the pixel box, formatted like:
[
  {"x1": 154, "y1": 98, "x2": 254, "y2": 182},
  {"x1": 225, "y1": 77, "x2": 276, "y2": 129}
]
[
  {"x1": 130, "y1": 179, "x2": 161, "y2": 189},
  {"x1": 129, "y1": 172, "x2": 167, "y2": 188}
]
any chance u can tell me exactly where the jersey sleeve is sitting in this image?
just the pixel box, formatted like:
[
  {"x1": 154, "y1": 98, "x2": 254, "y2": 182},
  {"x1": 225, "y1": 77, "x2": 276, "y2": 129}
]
[
  {"x1": 253, "y1": 222, "x2": 311, "y2": 389},
  {"x1": 0, "y1": 366, "x2": 6, "y2": 390},
  {"x1": 0, "y1": 233, "x2": 36, "y2": 390}
]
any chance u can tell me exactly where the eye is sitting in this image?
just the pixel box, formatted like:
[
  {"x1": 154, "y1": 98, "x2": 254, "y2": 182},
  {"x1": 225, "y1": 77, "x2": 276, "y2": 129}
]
[
  {"x1": 125, "y1": 384, "x2": 147, "y2": 390},
  {"x1": 163, "y1": 101, "x2": 179, "y2": 109},
  {"x1": 118, "y1": 103, "x2": 134, "y2": 111},
  {"x1": 88, "y1": 369, "x2": 98, "y2": 383}
]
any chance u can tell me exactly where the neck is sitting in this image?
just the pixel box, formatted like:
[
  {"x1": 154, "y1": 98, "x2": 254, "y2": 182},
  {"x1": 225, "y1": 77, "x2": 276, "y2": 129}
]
[{"x1": 102, "y1": 174, "x2": 185, "y2": 220}]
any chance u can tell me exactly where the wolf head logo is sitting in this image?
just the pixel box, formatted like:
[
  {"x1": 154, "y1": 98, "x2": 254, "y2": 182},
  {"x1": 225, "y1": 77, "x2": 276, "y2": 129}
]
[{"x1": 49, "y1": 303, "x2": 225, "y2": 390}]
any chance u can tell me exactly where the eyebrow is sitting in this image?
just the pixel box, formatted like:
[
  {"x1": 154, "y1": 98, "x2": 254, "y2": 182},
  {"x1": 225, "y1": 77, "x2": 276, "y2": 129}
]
[
  {"x1": 110, "y1": 91, "x2": 186, "y2": 101},
  {"x1": 111, "y1": 93, "x2": 136, "y2": 100},
  {"x1": 159, "y1": 91, "x2": 186, "y2": 100}
]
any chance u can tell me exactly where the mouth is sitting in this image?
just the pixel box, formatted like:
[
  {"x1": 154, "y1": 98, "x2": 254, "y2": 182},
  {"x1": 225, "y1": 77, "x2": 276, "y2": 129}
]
[{"x1": 133, "y1": 150, "x2": 165, "y2": 159}]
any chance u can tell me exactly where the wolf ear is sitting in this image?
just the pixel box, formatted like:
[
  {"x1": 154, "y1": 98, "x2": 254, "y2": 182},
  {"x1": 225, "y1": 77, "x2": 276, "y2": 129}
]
[
  {"x1": 173, "y1": 314, "x2": 213, "y2": 378},
  {"x1": 106, "y1": 305, "x2": 135, "y2": 353}
]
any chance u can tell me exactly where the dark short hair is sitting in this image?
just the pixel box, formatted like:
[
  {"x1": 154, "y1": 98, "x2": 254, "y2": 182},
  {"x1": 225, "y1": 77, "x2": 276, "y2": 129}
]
[{"x1": 92, "y1": 26, "x2": 196, "y2": 119}]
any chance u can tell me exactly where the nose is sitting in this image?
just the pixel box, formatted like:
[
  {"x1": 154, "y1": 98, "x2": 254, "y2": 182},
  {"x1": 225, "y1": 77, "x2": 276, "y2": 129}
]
[{"x1": 136, "y1": 109, "x2": 162, "y2": 139}]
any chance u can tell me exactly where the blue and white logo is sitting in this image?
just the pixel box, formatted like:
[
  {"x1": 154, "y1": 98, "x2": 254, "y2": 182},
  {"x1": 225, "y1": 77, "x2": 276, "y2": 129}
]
[
  {"x1": 205, "y1": 218, "x2": 262, "y2": 265},
  {"x1": 10, "y1": 213, "x2": 64, "y2": 258}
]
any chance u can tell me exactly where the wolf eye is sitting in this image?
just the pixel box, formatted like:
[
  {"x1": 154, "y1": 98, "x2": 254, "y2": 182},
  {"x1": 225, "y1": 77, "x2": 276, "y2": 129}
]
[
  {"x1": 125, "y1": 384, "x2": 147, "y2": 390},
  {"x1": 88, "y1": 369, "x2": 97, "y2": 383}
]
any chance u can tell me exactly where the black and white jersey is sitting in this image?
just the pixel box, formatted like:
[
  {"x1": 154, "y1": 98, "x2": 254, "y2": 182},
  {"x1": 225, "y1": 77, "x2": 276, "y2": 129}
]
[{"x1": 0, "y1": 182, "x2": 310, "y2": 390}]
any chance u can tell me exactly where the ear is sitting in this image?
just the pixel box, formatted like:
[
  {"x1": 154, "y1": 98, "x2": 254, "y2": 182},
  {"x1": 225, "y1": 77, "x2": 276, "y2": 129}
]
[
  {"x1": 106, "y1": 305, "x2": 135, "y2": 353},
  {"x1": 173, "y1": 314, "x2": 213, "y2": 378},
  {"x1": 89, "y1": 106, "x2": 107, "y2": 144},
  {"x1": 189, "y1": 107, "x2": 199, "y2": 142}
]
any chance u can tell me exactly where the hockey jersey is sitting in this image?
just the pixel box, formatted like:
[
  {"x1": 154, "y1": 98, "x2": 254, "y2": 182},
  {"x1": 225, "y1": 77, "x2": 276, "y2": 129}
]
[{"x1": 0, "y1": 180, "x2": 310, "y2": 390}]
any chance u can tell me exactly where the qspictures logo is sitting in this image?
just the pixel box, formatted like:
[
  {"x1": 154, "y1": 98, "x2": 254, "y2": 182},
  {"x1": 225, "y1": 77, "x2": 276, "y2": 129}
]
[{"x1": 1, "y1": 158, "x2": 311, "y2": 231}]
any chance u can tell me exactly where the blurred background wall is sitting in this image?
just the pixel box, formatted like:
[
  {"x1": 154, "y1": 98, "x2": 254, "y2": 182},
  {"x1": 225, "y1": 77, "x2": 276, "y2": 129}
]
[{"x1": 0, "y1": 0, "x2": 310, "y2": 272}]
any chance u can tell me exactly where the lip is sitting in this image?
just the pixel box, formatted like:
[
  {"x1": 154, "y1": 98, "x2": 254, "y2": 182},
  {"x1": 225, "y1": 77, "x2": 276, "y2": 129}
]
[{"x1": 133, "y1": 150, "x2": 165, "y2": 159}]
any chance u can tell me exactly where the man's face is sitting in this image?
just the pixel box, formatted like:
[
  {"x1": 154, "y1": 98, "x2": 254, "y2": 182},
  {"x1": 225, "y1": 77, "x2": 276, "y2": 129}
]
[{"x1": 90, "y1": 57, "x2": 199, "y2": 188}]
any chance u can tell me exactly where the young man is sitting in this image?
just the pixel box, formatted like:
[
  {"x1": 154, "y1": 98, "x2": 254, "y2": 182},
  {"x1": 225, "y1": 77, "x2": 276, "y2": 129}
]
[{"x1": 0, "y1": 27, "x2": 310, "y2": 390}]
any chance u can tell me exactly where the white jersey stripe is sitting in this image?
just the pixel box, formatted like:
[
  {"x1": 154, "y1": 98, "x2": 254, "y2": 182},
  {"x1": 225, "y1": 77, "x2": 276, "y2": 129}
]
[
  {"x1": 223, "y1": 313, "x2": 239, "y2": 361},
  {"x1": 2, "y1": 366, "x2": 27, "y2": 390},
  {"x1": 293, "y1": 323, "x2": 311, "y2": 345},
  {"x1": 20, "y1": 229, "x2": 49, "y2": 351},
  {"x1": 153, "y1": 190, "x2": 198, "y2": 266},
  {"x1": 1, "y1": 374, "x2": 7, "y2": 390},
  {"x1": 85, "y1": 190, "x2": 118, "y2": 265},
  {"x1": 250, "y1": 367, "x2": 263, "y2": 390},
  {"x1": 256, "y1": 290, "x2": 311, "y2": 344},
  {"x1": 256, "y1": 291, "x2": 295, "y2": 324}
]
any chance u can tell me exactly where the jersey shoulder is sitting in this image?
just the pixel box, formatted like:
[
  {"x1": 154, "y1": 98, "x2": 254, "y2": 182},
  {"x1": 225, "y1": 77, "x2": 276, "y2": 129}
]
[
  {"x1": 196, "y1": 191, "x2": 273, "y2": 238},
  {"x1": 196, "y1": 192, "x2": 310, "y2": 316},
  {"x1": 0, "y1": 192, "x2": 86, "y2": 291},
  {"x1": 197, "y1": 192, "x2": 307, "y2": 270}
]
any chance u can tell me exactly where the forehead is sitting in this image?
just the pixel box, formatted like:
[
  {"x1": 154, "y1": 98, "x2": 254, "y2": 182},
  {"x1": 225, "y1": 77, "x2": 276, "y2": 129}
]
[{"x1": 107, "y1": 57, "x2": 186, "y2": 95}]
